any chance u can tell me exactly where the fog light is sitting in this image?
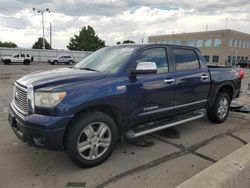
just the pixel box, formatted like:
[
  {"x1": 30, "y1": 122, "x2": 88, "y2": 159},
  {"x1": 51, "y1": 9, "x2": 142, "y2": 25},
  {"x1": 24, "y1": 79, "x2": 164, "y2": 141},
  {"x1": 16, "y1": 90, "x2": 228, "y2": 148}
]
[{"x1": 33, "y1": 136, "x2": 46, "y2": 146}]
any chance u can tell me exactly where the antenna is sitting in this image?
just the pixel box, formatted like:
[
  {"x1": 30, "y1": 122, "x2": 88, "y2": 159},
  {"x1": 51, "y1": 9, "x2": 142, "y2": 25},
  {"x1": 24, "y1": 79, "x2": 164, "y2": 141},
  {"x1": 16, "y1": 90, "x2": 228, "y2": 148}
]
[{"x1": 225, "y1": 18, "x2": 228, "y2": 29}]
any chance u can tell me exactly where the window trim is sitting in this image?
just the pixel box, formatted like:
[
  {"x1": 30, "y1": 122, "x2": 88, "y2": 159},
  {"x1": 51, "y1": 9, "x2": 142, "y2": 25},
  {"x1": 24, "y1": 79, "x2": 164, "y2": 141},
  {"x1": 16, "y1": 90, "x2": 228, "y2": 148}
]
[{"x1": 171, "y1": 47, "x2": 201, "y2": 72}]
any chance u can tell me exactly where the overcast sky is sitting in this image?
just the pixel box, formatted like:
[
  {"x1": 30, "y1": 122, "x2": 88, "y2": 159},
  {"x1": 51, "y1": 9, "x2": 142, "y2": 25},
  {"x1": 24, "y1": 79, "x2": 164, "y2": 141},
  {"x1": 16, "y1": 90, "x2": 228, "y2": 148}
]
[{"x1": 0, "y1": 0, "x2": 249, "y2": 49}]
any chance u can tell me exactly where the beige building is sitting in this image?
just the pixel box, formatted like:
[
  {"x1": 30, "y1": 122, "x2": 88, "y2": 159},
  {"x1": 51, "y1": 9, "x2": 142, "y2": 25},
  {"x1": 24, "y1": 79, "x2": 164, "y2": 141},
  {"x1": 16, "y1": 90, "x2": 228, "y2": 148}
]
[{"x1": 148, "y1": 29, "x2": 250, "y2": 65}]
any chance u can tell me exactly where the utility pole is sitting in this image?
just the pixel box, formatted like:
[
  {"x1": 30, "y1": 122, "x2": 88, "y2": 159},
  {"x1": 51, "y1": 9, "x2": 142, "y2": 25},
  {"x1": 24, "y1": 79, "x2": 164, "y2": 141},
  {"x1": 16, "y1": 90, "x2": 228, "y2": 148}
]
[
  {"x1": 33, "y1": 8, "x2": 51, "y2": 50},
  {"x1": 50, "y1": 22, "x2": 52, "y2": 49}
]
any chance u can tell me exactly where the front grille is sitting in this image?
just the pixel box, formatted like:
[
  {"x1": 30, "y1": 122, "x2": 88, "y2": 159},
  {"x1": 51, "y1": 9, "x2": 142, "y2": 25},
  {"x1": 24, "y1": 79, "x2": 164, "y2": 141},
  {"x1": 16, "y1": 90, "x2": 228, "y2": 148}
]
[{"x1": 14, "y1": 84, "x2": 28, "y2": 114}]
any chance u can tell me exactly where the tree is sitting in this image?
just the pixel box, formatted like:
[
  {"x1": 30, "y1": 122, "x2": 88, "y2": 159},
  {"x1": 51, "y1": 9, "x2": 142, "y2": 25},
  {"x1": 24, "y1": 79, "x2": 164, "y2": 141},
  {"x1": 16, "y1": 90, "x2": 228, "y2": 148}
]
[
  {"x1": 0, "y1": 40, "x2": 17, "y2": 48},
  {"x1": 117, "y1": 40, "x2": 135, "y2": 45},
  {"x1": 32, "y1": 37, "x2": 51, "y2": 49},
  {"x1": 67, "y1": 25, "x2": 105, "y2": 51}
]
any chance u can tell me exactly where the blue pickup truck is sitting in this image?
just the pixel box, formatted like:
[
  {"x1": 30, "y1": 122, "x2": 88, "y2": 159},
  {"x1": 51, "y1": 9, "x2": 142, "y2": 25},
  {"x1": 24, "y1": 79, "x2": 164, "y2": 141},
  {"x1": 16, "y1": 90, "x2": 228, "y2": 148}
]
[{"x1": 8, "y1": 44, "x2": 245, "y2": 167}]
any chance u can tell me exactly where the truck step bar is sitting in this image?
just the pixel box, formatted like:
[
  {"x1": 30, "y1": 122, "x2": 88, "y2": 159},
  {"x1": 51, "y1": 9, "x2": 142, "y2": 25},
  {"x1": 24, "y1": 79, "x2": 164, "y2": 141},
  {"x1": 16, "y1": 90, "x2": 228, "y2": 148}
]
[{"x1": 126, "y1": 112, "x2": 205, "y2": 139}]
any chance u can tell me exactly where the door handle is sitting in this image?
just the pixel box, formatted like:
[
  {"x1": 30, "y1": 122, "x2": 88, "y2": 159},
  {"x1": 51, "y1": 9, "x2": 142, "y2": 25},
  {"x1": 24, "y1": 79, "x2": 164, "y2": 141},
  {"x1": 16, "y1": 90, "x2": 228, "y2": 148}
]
[
  {"x1": 201, "y1": 75, "x2": 209, "y2": 79},
  {"x1": 164, "y1": 78, "x2": 175, "y2": 84}
]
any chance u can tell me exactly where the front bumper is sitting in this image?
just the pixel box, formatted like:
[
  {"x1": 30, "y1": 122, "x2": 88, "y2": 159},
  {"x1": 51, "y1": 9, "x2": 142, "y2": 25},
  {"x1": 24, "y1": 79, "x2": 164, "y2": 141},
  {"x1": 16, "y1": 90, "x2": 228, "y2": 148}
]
[{"x1": 9, "y1": 102, "x2": 74, "y2": 150}]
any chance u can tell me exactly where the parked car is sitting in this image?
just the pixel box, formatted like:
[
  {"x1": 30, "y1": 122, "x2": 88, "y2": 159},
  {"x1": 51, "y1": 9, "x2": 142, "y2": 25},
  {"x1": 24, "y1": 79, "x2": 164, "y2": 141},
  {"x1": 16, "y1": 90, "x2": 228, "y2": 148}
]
[
  {"x1": 48, "y1": 55, "x2": 74, "y2": 65},
  {"x1": 236, "y1": 60, "x2": 250, "y2": 68},
  {"x1": 2, "y1": 53, "x2": 33, "y2": 65},
  {"x1": 8, "y1": 44, "x2": 244, "y2": 167}
]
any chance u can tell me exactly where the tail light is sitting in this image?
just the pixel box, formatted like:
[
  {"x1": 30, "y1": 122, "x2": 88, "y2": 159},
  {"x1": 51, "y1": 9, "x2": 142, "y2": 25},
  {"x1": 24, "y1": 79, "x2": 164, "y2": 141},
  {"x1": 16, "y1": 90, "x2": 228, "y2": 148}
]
[{"x1": 239, "y1": 70, "x2": 245, "y2": 80}]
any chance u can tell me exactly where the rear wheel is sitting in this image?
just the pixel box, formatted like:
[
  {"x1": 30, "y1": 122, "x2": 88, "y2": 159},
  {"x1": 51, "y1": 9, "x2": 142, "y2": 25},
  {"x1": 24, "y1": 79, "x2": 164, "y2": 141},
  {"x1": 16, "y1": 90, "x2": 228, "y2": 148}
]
[
  {"x1": 68, "y1": 60, "x2": 73, "y2": 65},
  {"x1": 23, "y1": 60, "x2": 30, "y2": 65},
  {"x1": 53, "y1": 60, "x2": 58, "y2": 65},
  {"x1": 207, "y1": 92, "x2": 230, "y2": 123},
  {"x1": 66, "y1": 112, "x2": 118, "y2": 168}
]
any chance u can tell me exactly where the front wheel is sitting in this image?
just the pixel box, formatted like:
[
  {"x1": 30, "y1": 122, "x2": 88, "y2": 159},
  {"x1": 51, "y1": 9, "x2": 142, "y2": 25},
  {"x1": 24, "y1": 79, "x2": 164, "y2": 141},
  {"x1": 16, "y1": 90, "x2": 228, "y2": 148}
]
[
  {"x1": 66, "y1": 112, "x2": 118, "y2": 168},
  {"x1": 207, "y1": 92, "x2": 230, "y2": 123}
]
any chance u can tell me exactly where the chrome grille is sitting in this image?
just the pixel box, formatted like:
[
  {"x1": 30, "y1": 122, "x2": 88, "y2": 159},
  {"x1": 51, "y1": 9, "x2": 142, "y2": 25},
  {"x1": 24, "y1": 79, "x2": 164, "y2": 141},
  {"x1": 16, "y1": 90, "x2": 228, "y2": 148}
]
[{"x1": 14, "y1": 84, "x2": 28, "y2": 114}]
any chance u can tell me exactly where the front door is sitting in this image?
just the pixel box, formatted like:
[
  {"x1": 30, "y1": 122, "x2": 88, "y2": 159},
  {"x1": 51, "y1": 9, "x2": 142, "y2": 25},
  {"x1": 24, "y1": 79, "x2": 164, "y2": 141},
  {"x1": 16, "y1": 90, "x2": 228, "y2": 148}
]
[{"x1": 126, "y1": 47, "x2": 175, "y2": 126}]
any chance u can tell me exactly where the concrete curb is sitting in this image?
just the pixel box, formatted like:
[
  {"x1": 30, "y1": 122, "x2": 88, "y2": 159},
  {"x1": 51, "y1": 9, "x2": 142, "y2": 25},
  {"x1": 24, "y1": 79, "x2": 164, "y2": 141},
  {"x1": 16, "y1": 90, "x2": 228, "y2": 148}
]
[{"x1": 177, "y1": 143, "x2": 250, "y2": 188}]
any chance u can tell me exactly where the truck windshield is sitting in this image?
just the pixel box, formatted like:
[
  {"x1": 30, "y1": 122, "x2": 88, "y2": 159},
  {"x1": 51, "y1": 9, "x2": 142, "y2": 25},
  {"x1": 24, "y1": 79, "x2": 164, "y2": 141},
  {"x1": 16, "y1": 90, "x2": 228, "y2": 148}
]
[{"x1": 74, "y1": 46, "x2": 138, "y2": 73}]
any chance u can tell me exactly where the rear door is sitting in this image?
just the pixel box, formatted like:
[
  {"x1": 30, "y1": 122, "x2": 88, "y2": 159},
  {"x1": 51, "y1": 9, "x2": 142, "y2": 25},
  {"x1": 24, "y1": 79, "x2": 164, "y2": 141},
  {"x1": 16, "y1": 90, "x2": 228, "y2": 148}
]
[
  {"x1": 171, "y1": 47, "x2": 210, "y2": 112},
  {"x1": 126, "y1": 47, "x2": 176, "y2": 125},
  {"x1": 20, "y1": 54, "x2": 25, "y2": 62}
]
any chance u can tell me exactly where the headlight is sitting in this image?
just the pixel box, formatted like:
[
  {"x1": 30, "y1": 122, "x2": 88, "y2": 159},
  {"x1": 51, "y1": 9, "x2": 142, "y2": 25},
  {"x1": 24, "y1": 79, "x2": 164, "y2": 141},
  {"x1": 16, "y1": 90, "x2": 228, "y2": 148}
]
[{"x1": 34, "y1": 92, "x2": 66, "y2": 108}]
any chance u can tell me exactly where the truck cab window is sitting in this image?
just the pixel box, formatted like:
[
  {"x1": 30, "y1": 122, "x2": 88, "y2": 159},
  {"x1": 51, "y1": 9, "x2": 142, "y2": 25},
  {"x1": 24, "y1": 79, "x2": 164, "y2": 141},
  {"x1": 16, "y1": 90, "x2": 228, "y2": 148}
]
[
  {"x1": 136, "y1": 48, "x2": 168, "y2": 73},
  {"x1": 173, "y1": 48, "x2": 200, "y2": 71}
]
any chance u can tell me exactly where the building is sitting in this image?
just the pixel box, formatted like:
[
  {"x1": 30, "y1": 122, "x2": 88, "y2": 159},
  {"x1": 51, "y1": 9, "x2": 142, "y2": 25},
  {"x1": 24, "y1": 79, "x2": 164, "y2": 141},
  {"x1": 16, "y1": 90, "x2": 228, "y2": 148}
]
[{"x1": 148, "y1": 29, "x2": 250, "y2": 65}]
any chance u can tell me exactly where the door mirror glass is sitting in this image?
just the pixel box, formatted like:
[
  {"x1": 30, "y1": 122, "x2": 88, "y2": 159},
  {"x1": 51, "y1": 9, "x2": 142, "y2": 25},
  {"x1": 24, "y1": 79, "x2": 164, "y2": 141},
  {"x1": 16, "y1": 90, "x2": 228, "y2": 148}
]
[{"x1": 131, "y1": 62, "x2": 157, "y2": 75}]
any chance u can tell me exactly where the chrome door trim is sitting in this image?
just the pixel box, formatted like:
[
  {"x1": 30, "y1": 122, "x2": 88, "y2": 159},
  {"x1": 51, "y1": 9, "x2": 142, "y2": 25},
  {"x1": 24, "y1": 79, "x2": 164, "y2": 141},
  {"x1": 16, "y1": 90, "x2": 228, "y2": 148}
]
[{"x1": 139, "y1": 99, "x2": 207, "y2": 116}]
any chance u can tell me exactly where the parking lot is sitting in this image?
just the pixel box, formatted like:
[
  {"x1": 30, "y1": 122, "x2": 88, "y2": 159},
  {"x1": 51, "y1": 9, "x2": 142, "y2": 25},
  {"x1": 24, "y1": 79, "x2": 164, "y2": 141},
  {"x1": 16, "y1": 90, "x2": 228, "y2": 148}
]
[{"x1": 0, "y1": 63, "x2": 250, "y2": 188}]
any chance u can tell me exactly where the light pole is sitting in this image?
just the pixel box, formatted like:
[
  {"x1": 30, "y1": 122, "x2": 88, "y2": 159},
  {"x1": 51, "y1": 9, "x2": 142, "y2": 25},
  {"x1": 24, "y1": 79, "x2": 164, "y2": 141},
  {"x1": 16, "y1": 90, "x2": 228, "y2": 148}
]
[{"x1": 33, "y1": 8, "x2": 51, "y2": 50}]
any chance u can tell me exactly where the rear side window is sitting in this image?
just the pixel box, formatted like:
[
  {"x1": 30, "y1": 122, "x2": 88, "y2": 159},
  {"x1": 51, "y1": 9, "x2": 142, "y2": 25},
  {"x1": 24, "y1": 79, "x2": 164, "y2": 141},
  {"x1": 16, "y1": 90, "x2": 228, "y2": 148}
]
[
  {"x1": 26, "y1": 54, "x2": 30, "y2": 57},
  {"x1": 20, "y1": 54, "x2": 25, "y2": 58},
  {"x1": 136, "y1": 48, "x2": 168, "y2": 73},
  {"x1": 173, "y1": 48, "x2": 200, "y2": 71}
]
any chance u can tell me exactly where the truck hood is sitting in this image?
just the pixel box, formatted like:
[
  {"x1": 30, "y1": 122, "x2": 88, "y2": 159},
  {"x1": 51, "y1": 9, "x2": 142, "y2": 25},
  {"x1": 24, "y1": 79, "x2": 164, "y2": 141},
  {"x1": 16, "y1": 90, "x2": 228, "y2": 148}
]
[
  {"x1": 17, "y1": 67, "x2": 107, "y2": 89},
  {"x1": 2, "y1": 56, "x2": 12, "y2": 59}
]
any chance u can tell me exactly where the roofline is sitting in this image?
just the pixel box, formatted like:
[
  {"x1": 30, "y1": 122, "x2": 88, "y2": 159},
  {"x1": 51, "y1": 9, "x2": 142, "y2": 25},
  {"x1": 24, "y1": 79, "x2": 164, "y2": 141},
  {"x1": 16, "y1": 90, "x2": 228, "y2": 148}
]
[
  {"x1": 149, "y1": 29, "x2": 250, "y2": 38},
  {"x1": 109, "y1": 43, "x2": 199, "y2": 50}
]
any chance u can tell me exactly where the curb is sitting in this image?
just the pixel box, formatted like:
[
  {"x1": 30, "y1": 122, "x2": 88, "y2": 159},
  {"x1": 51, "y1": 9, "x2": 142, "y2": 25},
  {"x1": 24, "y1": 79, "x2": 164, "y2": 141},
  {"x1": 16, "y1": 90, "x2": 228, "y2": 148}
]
[{"x1": 177, "y1": 143, "x2": 250, "y2": 188}]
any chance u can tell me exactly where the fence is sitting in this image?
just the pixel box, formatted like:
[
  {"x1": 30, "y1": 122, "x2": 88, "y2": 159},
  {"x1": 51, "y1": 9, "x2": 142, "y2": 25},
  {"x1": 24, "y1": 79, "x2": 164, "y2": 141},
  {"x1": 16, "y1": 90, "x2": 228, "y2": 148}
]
[{"x1": 0, "y1": 47, "x2": 92, "y2": 62}]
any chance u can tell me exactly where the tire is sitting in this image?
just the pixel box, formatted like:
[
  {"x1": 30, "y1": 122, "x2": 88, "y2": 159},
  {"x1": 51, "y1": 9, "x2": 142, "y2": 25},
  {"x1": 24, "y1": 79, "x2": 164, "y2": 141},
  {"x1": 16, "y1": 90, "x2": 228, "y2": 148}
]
[
  {"x1": 207, "y1": 92, "x2": 231, "y2": 123},
  {"x1": 68, "y1": 60, "x2": 73, "y2": 65},
  {"x1": 66, "y1": 111, "x2": 118, "y2": 168},
  {"x1": 53, "y1": 60, "x2": 58, "y2": 65},
  {"x1": 23, "y1": 60, "x2": 30, "y2": 65},
  {"x1": 3, "y1": 60, "x2": 10, "y2": 65}
]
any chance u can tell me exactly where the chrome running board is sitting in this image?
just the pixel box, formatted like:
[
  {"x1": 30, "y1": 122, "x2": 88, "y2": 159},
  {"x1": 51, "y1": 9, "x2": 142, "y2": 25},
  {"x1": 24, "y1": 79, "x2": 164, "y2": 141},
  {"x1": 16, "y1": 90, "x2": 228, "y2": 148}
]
[{"x1": 126, "y1": 112, "x2": 204, "y2": 139}]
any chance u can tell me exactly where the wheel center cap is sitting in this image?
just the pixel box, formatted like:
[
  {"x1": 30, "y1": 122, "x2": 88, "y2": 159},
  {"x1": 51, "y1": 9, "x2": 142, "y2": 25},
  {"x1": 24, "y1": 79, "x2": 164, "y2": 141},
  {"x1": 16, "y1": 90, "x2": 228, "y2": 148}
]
[{"x1": 92, "y1": 137, "x2": 99, "y2": 144}]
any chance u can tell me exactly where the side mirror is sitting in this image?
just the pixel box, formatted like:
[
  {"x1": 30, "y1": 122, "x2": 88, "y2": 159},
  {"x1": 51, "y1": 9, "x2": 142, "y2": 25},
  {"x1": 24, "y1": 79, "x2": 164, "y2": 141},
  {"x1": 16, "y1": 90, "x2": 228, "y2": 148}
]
[{"x1": 130, "y1": 62, "x2": 157, "y2": 75}]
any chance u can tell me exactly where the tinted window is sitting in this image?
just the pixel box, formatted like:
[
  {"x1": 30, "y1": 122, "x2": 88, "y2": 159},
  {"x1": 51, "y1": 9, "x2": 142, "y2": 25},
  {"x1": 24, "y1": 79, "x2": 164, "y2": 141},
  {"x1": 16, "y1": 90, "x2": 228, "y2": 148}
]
[
  {"x1": 26, "y1": 54, "x2": 30, "y2": 57},
  {"x1": 212, "y1": 55, "x2": 219, "y2": 63},
  {"x1": 20, "y1": 54, "x2": 25, "y2": 58},
  {"x1": 173, "y1": 48, "x2": 200, "y2": 71},
  {"x1": 13, "y1": 54, "x2": 19, "y2": 58},
  {"x1": 204, "y1": 55, "x2": 210, "y2": 62},
  {"x1": 136, "y1": 48, "x2": 168, "y2": 73}
]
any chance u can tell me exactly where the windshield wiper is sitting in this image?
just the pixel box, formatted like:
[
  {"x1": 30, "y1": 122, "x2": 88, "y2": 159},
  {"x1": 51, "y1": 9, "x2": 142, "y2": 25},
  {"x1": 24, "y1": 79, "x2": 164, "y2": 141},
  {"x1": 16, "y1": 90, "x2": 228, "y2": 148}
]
[{"x1": 77, "y1": 67, "x2": 99, "y2": 72}]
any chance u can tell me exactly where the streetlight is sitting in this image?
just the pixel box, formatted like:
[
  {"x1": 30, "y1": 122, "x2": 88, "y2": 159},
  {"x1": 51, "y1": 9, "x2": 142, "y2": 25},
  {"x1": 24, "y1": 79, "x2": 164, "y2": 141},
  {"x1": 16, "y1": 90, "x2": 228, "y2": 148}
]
[{"x1": 33, "y1": 8, "x2": 51, "y2": 50}]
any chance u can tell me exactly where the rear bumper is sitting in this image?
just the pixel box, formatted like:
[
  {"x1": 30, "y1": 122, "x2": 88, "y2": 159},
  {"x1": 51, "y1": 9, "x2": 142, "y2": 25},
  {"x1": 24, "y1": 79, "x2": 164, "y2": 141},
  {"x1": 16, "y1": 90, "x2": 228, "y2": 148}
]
[{"x1": 9, "y1": 102, "x2": 73, "y2": 150}]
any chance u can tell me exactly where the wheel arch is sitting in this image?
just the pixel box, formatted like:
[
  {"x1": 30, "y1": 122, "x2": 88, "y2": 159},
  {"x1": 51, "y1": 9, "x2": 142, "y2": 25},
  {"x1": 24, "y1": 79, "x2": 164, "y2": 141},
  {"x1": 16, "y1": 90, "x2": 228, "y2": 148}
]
[
  {"x1": 63, "y1": 104, "x2": 124, "y2": 147},
  {"x1": 206, "y1": 83, "x2": 234, "y2": 109}
]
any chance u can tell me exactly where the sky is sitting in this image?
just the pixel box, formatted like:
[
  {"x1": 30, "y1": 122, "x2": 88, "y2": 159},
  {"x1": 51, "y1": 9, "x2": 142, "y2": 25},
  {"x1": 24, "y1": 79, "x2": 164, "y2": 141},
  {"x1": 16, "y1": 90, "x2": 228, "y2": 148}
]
[{"x1": 0, "y1": 0, "x2": 249, "y2": 49}]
